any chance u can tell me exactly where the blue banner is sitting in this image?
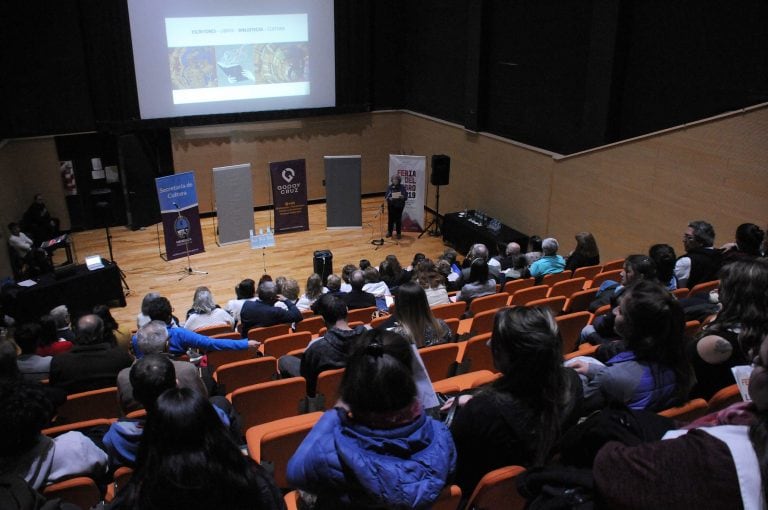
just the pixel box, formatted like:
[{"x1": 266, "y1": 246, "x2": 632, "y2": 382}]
[{"x1": 155, "y1": 172, "x2": 205, "y2": 260}]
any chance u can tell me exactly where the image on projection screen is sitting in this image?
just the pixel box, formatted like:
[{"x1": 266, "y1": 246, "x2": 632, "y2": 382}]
[{"x1": 127, "y1": 0, "x2": 334, "y2": 120}]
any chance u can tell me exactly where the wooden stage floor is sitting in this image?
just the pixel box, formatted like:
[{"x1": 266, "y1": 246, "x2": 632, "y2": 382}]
[{"x1": 68, "y1": 198, "x2": 448, "y2": 327}]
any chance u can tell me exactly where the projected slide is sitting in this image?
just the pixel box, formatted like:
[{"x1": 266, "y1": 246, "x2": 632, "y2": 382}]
[
  {"x1": 166, "y1": 15, "x2": 310, "y2": 105},
  {"x1": 127, "y1": 0, "x2": 334, "y2": 119}
]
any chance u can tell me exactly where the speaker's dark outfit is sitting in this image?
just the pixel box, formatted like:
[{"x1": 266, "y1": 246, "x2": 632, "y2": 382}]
[{"x1": 385, "y1": 182, "x2": 407, "y2": 237}]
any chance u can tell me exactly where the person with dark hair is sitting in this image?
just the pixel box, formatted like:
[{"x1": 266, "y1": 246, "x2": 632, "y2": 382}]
[
  {"x1": 458, "y1": 244, "x2": 501, "y2": 285},
  {"x1": 93, "y1": 304, "x2": 132, "y2": 352},
  {"x1": 593, "y1": 332, "x2": 768, "y2": 509},
  {"x1": 0, "y1": 380, "x2": 107, "y2": 491},
  {"x1": 358, "y1": 259, "x2": 371, "y2": 271},
  {"x1": 525, "y1": 235, "x2": 544, "y2": 265},
  {"x1": 136, "y1": 292, "x2": 161, "y2": 329},
  {"x1": 34, "y1": 313, "x2": 73, "y2": 356},
  {"x1": 226, "y1": 278, "x2": 257, "y2": 325},
  {"x1": 721, "y1": 222, "x2": 765, "y2": 263},
  {"x1": 361, "y1": 266, "x2": 390, "y2": 311},
  {"x1": 415, "y1": 258, "x2": 450, "y2": 306},
  {"x1": 564, "y1": 231, "x2": 600, "y2": 271},
  {"x1": 378, "y1": 254, "x2": 405, "y2": 289},
  {"x1": 239, "y1": 281, "x2": 303, "y2": 337},
  {"x1": 22, "y1": 193, "x2": 60, "y2": 244},
  {"x1": 450, "y1": 307, "x2": 583, "y2": 494},
  {"x1": 649, "y1": 243, "x2": 678, "y2": 290},
  {"x1": 569, "y1": 280, "x2": 692, "y2": 413},
  {"x1": 108, "y1": 387, "x2": 284, "y2": 510},
  {"x1": 340, "y1": 270, "x2": 377, "y2": 311},
  {"x1": 339, "y1": 264, "x2": 357, "y2": 292},
  {"x1": 287, "y1": 329, "x2": 456, "y2": 509},
  {"x1": 456, "y1": 258, "x2": 496, "y2": 303},
  {"x1": 296, "y1": 273, "x2": 327, "y2": 311},
  {"x1": 14, "y1": 323, "x2": 52, "y2": 382},
  {"x1": 675, "y1": 220, "x2": 722, "y2": 289},
  {"x1": 49, "y1": 315, "x2": 134, "y2": 394},
  {"x1": 688, "y1": 259, "x2": 768, "y2": 400},
  {"x1": 587, "y1": 254, "x2": 658, "y2": 313},
  {"x1": 391, "y1": 282, "x2": 452, "y2": 347},
  {"x1": 279, "y1": 294, "x2": 369, "y2": 396},
  {"x1": 136, "y1": 296, "x2": 258, "y2": 357},
  {"x1": 385, "y1": 174, "x2": 407, "y2": 239}
]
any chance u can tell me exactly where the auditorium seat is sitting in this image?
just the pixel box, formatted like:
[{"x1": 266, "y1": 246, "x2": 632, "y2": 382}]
[
  {"x1": 431, "y1": 301, "x2": 467, "y2": 321},
  {"x1": 469, "y1": 292, "x2": 510, "y2": 316},
  {"x1": 508, "y1": 285, "x2": 549, "y2": 307},
  {"x1": 458, "y1": 333, "x2": 496, "y2": 374},
  {"x1": 229, "y1": 377, "x2": 308, "y2": 431},
  {"x1": 56, "y1": 387, "x2": 121, "y2": 423},
  {"x1": 418, "y1": 343, "x2": 461, "y2": 382},
  {"x1": 556, "y1": 311, "x2": 592, "y2": 355},
  {"x1": 526, "y1": 296, "x2": 566, "y2": 315},
  {"x1": 464, "y1": 466, "x2": 527, "y2": 510},
  {"x1": 571, "y1": 264, "x2": 602, "y2": 281},
  {"x1": 502, "y1": 277, "x2": 535, "y2": 295},
  {"x1": 601, "y1": 258, "x2": 625, "y2": 272},
  {"x1": 547, "y1": 277, "x2": 586, "y2": 299},
  {"x1": 589, "y1": 269, "x2": 623, "y2": 289},
  {"x1": 541, "y1": 271, "x2": 572, "y2": 287},
  {"x1": 262, "y1": 332, "x2": 311, "y2": 359},
  {"x1": 213, "y1": 356, "x2": 278, "y2": 395}
]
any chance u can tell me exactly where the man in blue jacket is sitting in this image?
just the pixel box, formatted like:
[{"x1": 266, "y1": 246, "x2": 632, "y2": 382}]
[{"x1": 239, "y1": 281, "x2": 303, "y2": 338}]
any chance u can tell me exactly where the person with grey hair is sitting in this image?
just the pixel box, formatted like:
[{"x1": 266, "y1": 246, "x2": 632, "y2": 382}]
[
  {"x1": 239, "y1": 280, "x2": 303, "y2": 337},
  {"x1": 340, "y1": 270, "x2": 377, "y2": 310},
  {"x1": 183, "y1": 287, "x2": 234, "y2": 332},
  {"x1": 529, "y1": 237, "x2": 566, "y2": 280},
  {"x1": 137, "y1": 292, "x2": 161, "y2": 329},
  {"x1": 116, "y1": 320, "x2": 208, "y2": 414},
  {"x1": 49, "y1": 314, "x2": 133, "y2": 394},
  {"x1": 675, "y1": 220, "x2": 723, "y2": 289},
  {"x1": 496, "y1": 242, "x2": 522, "y2": 271},
  {"x1": 49, "y1": 304, "x2": 74, "y2": 341},
  {"x1": 459, "y1": 243, "x2": 502, "y2": 286}
]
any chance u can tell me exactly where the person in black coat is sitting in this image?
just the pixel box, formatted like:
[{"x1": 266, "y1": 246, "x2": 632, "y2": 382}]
[{"x1": 384, "y1": 175, "x2": 407, "y2": 239}]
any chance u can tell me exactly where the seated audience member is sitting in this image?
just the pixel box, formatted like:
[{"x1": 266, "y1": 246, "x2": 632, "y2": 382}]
[
  {"x1": 49, "y1": 314, "x2": 134, "y2": 394},
  {"x1": 649, "y1": 243, "x2": 678, "y2": 290},
  {"x1": 340, "y1": 270, "x2": 377, "y2": 311},
  {"x1": 49, "y1": 305, "x2": 74, "y2": 342},
  {"x1": 416, "y1": 259, "x2": 451, "y2": 306},
  {"x1": 1, "y1": 340, "x2": 66, "y2": 410},
  {"x1": 721, "y1": 222, "x2": 765, "y2": 263},
  {"x1": 689, "y1": 259, "x2": 768, "y2": 400},
  {"x1": 287, "y1": 330, "x2": 456, "y2": 509},
  {"x1": 568, "y1": 280, "x2": 692, "y2": 413},
  {"x1": 529, "y1": 237, "x2": 566, "y2": 280},
  {"x1": 402, "y1": 253, "x2": 427, "y2": 283},
  {"x1": 108, "y1": 387, "x2": 283, "y2": 510},
  {"x1": 225, "y1": 278, "x2": 256, "y2": 325},
  {"x1": 279, "y1": 294, "x2": 368, "y2": 397},
  {"x1": 22, "y1": 193, "x2": 60, "y2": 243},
  {"x1": 450, "y1": 307, "x2": 583, "y2": 494},
  {"x1": 133, "y1": 297, "x2": 257, "y2": 358},
  {"x1": 296, "y1": 273, "x2": 327, "y2": 311},
  {"x1": 564, "y1": 231, "x2": 600, "y2": 272},
  {"x1": 436, "y1": 259, "x2": 461, "y2": 292},
  {"x1": 35, "y1": 313, "x2": 73, "y2": 356},
  {"x1": 325, "y1": 274, "x2": 344, "y2": 297},
  {"x1": 183, "y1": 287, "x2": 234, "y2": 332},
  {"x1": 93, "y1": 304, "x2": 132, "y2": 352},
  {"x1": 137, "y1": 292, "x2": 160, "y2": 329},
  {"x1": 0, "y1": 379, "x2": 108, "y2": 491},
  {"x1": 339, "y1": 264, "x2": 357, "y2": 293},
  {"x1": 504, "y1": 254, "x2": 530, "y2": 280},
  {"x1": 593, "y1": 332, "x2": 768, "y2": 509},
  {"x1": 391, "y1": 282, "x2": 453, "y2": 347},
  {"x1": 362, "y1": 266, "x2": 390, "y2": 310},
  {"x1": 7, "y1": 221, "x2": 35, "y2": 259},
  {"x1": 358, "y1": 259, "x2": 372, "y2": 271},
  {"x1": 239, "y1": 281, "x2": 303, "y2": 336},
  {"x1": 14, "y1": 323, "x2": 51, "y2": 382},
  {"x1": 456, "y1": 258, "x2": 496, "y2": 303},
  {"x1": 675, "y1": 220, "x2": 722, "y2": 289},
  {"x1": 278, "y1": 277, "x2": 300, "y2": 305},
  {"x1": 459, "y1": 244, "x2": 501, "y2": 285},
  {"x1": 117, "y1": 321, "x2": 208, "y2": 414},
  {"x1": 525, "y1": 235, "x2": 544, "y2": 265},
  {"x1": 378, "y1": 254, "x2": 407, "y2": 288},
  {"x1": 496, "y1": 241, "x2": 521, "y2": 271}
]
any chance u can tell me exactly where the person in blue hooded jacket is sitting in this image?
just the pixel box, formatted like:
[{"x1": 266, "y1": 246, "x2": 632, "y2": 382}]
[{"x1": 287, "y1": 329, "x2": 456, "y2": 509}]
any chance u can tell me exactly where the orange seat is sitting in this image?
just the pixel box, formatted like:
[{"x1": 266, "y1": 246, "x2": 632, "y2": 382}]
[
  {"x1": 601, "y1": 258, "x2": 625, "y2": 272},
  {"x1": 444, "y1": 317, "x2": 460, "y2": 336},
  {"x1": 56, "y1": 387, "x2": 121, "y2": 423},
  {"x1": 592, "y1": 303, "x2": 613, "y2": 321},
  {"x1": 565, "y1": 287, "x2": 599, "y2": 314},
  {"x1": 502, "y1": 277, "x2": 535, "y2": 295},
  {"x1": 671, "y1": 288, "x2": 689, "y2": 299},
  {"x1": 262, "y1": 332, "x2": 312, "y2": 359},
  {"x1": 571, "y1": 264, "x2": 602, "y2": 281},
  {"x1": 211, "y1": 331, "x2": 243, "y2": 340},
  {"x1": 205, "y1": 344, "x2": 260, "y2": 371},
  {"x1": 468, "y1": 308, "x2": 501, "y2": 337},
  {"x1": 308, "y1": 367, "x2": 346, "y2": 410},
  {"x1": 464, "y1": 465, "x2": 527, "y2": 510},
  {"x1": 346, "y1": 306, "x2": 379, "y2": 324},
  {"x1": 42, "y1": 417, "x2": 116, "y2": 437},
  {"x1": 708, "y1": 384, "x2": 743, "y2": 412},
  {"x1": 589, "y1": 269, "x2": 623, "y2": 289},
  {"x1": 105, "y1": 466, "x2": 134, "y2": 503},
  {"x1": 469, "y1": 292, "x2": 510, "y2": 316},
  {"x1": 247, "y1": 323, "x2": 292, "y2": 342},
  {"x1": 658, "y1": 398, "x2": 709, "y2": 422},
  {"x1": 418, "y1": 343, "x2": 461, "y2": 382},
  {"x1": 541, "y1": 271, "x2": 572, "y2": 287},
  {"x1": 564, "y1": 343, "x2": 599, "y2": 361},
  {"x1": 556, "y1": 311, "x2": 592, "y2": 355},
  {"x1": 214, "y1": 356, "x2": 278, "y2": 394},
  {"x1": 432, "y1": 484, "x2": 463, "y2": 510},
  {"x1": 683, "y1": 320, "x2": 702, "y2": 340},
  {"x1": 294, "y1": 315, "x2": 326, "y2": 336},
  {"x1": 125, "y1": 408, "x2": 147, "y2": 419},
  {"x1": 194, "y1": 323, "x2": 234, "y2": 336},
  {"x1": 508, "y1": 285, "x2": 549, "y2": 306},
  {"x1": 432, "y1": 369, "x2": 497, "y2": 394},
  {"x1": 547, "y1": 277, "x2": 586, "y2": 299},
  {"x1": 431, "y1": 301, "x2": 468, "y2": 321},
  {"x1": 526, "y1": 296, "x2": 566, "y2": 315},
  {"x1": 229, "y1": 377, "x2": 308, "y2": 431},
  {"x1": 687, "y1": 279, "x2": 719, "y2": 298},
  {"x1": 246, "y1": 412, "x2": 324, "y2": 488},
  {"x1": 458, "y1": 333, "x2": 497, "y2": 374},
  {"x1": 43, "y1": 477, "x2": 102, "y2": 510},
  {"x1": 369, "y1": 314, "x2": 391, "y2": 329}
]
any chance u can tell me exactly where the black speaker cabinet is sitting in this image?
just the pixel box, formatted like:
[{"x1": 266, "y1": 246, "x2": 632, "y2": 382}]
[
  {"x1": 313, "y1": 250, "x2": 333, "y2": 285},
  {"x1": 430, "y1": 155, "x2": 451, "y2": 186}
]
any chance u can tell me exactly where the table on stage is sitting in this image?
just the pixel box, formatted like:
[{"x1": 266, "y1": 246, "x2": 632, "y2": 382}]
[
  {"x1": 8, "y1": 261, "x2": 126, "y2": 323},
  {"x1": 441, "y1": 211, "x2": 529, "y2": 257}
]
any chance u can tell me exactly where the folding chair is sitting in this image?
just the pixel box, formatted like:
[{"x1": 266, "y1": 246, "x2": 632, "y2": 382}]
[
  {"x1": 469, "y1": 292, "x2": 510, "y2": 316},
  {"x1": 56, "y1": 386, "x2": 121, "y2": 423},
  {"x1": 431, "y1": 301, "x2": 468, "y2": 321},
  {"x1": 508, "y1": 285, "x2": 549, "y2": 307},
  {"x1": 541, "y1": 271, "x2": 571, "y2": 287},
  {"x1": 418, "y1": 343, "x2": 461, "y2": 382},
  {"x1": 262, "y1": 332, "x2": 312, "y2": 359},
  {"x1": 556, "y1": 311, "x2": 592, "y2": 355},
  {"x1": 547, "y1": 277, "x2": 586, "y2": 299},
  {"x1": 213, "y1": 356, "x2": 278, "y2": 395},
  {"x1": 294, "y1": 315, "x2": 326, "y2": 336},
  {"x1": 658, "y1": 398, "x2": 709, "y2": 422},
  {"x1": 246, "y1": 412, "x2": 324, "y2": 488},
  {"x1": 42, "y1": 477, "x2": 102, "y2": 510},
  {"x1": 464, "y1": 465, "x2": 527, "y2": 510},
  {"x1": 229, "y1": 377, "x2": 308, "y2": 431},
  {"x1": 502, "y1": 277, "x2": 535, "y2": 295},
  {"x1": 105, "y1": 466, "x2": 134, "y2": 503},
  {"x1": 708, "y1": 384, "x2": 743, "y2": 412},
  {"x1": 194, "y1": 323, "x2": 234, "y2": 336},
  {"x1": 346, "y1": 306, "x2": 378, "y2": 324}
]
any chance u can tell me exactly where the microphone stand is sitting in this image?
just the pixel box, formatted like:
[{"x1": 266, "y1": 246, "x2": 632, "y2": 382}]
[
  {"x1": 371, "y1": 203, "x2": 385, "y2": 247},
  {"x1": 174, "y1": 203, "x2": 208, "y2": 281}
]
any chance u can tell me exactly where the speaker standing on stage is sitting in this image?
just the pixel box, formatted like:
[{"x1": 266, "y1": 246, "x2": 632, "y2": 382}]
[{"x1": 385, "y1": 175, "x2": 407, "y2": 239}]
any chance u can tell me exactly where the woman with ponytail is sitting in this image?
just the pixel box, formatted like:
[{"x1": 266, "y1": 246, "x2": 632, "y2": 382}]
[{"x1": 287, "y1": 329, "x2": 456, "y2": 509}]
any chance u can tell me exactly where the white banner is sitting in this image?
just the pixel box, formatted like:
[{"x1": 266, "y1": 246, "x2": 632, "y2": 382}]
[{"x1": 388, "y1": 154, "x2": 426, "y2": 232}]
